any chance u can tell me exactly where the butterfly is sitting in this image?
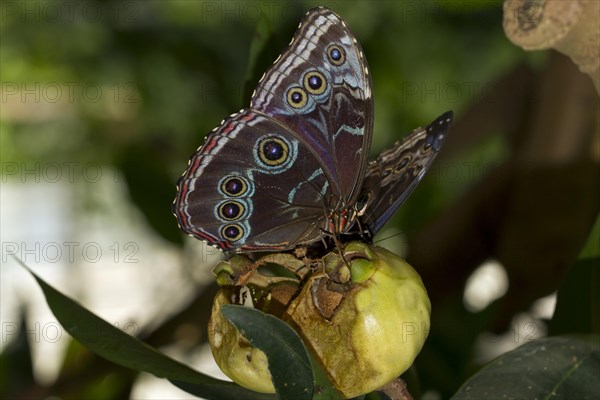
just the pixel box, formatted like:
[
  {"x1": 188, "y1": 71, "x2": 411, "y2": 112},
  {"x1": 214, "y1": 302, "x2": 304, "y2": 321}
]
[{"x1": 173, "y1": 7, "x2": 452, "y2": 255}]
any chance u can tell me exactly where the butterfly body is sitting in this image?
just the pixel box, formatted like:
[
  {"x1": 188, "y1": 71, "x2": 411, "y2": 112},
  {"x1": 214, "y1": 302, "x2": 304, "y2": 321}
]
[{"x1": 173, "y1": 7, "x2": 452, "y2": 254}]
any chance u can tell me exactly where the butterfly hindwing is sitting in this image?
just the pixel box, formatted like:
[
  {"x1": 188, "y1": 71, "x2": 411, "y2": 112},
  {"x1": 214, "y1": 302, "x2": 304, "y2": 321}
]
[{"x1": 174, "y1": 109, "x2": 331, "y2": 252}]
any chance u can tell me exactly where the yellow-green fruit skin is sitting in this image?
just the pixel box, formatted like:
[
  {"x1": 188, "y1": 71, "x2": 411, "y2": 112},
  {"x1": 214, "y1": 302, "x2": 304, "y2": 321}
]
[
  {"x1": 286, "y1": 245, "x2": 431, "y2": 397},
  {"x1": 208, "y1": 290, "x2": 276, "y2": 393},
  {"x1": 208, "y1": 244, "x2": 431, "y2": 398},
  {"x1": 347, "y1": 246, "x2": 430, "y2": 396}
]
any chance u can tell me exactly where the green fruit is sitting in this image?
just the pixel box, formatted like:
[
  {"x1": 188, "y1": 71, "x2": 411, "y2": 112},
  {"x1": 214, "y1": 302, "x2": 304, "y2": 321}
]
[
  {"x1": 207, "y1": 242, "x2": 431, "y2": 398},
  {"x1": 208, "y1": 290, "x2": 275, "y2": 393}
]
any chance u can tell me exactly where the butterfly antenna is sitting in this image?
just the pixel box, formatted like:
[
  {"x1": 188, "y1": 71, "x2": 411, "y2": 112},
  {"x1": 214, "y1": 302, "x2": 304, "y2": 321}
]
[
  {"x1": 333, "y1": 232, "x2": 351, "y2": 268},
  {"x1": 371, "y1": 230, "x2": 408, "y2": 245},
  {"x1": 318, "y1": 226, "x2": 351, "y2": 268}
]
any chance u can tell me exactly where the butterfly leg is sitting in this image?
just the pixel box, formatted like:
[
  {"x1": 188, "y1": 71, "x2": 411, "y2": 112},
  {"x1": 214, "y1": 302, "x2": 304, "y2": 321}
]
[{"x1": 319, "y1": 227, "x2": 352, "y2": 269}]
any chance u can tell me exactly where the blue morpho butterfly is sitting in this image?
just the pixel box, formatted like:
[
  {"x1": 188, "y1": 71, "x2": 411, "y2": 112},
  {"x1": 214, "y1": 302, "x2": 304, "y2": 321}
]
[{"x1": 173, "y1": 7, "x2": 452, "y2": 255}]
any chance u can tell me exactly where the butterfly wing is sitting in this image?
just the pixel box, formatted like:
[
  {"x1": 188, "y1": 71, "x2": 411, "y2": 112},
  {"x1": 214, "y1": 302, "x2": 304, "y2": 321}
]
[
  {"x1": 359, "y1": 111, "x2": 453, "y2": 235},
  {"x1": 251, "y1": 7, "x2": 373, "y2": 204},
  {"x1": 174, "y1": 7, "x2": 374, "y2": 253},
  {"x1": 173, "y1": 109, "x2": 332, "y2": 253}
]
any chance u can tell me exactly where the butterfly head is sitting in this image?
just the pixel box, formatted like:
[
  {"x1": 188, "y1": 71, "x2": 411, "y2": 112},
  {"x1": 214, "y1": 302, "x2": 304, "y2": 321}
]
[{"x1": 323, "y1": 195, "x2": 361, "y2": 239}]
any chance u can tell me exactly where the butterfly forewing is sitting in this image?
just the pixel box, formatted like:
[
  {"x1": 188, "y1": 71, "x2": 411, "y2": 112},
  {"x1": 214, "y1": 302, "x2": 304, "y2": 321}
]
[
  {"x1": 359, "y1": 111, "x2": 453, "y2": 235},
  {"x1": 250, "y1": 7, "x2": 373, "y2": 204}
]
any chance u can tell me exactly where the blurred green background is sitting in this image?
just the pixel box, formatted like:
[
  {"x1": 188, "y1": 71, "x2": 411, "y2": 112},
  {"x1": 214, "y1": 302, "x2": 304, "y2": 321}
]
[{"x1": 1, "y1": 0, "x2": 598, "y2": 399}]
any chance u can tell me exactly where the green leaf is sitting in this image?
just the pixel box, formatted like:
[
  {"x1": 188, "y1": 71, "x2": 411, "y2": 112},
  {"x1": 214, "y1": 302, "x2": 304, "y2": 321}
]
[
  {"x1": 309, "y1": 354, "x2": 343, "y2": 400},
  {"x1": 17, "y1": 259, "x2": 273, "y2": 400},
  {"x1": 222, "y1": 305, "x2": 342, "y2": 400},
  {"x1": 451, "y1": 336, "x2": 600, "y2": 399},
  {"x1": 222, "y1": 304, "x2": 313, "y2": 400},
  {"x1": 549, "y1": 258, "x2": 600, "y2": 336},
  {"x1": 0, "y1": 310, "x2": 34, "y2": 397}
]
